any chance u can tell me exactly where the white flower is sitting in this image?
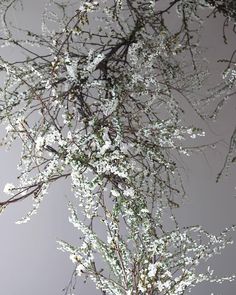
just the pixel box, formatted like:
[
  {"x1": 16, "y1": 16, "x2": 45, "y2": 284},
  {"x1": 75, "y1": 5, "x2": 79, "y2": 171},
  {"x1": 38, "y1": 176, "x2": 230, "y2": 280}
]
[
  {"x1": 124, "y1": 187, "x2": 134, "y2": 197},
  {"x1": 138, "y1": 284, "x2": 146, "y2": 292},
  {"x1": 5, "y1": 124, "x2": 13, "y2": 132},
  {"x1": 111, "y1": 189, "x2": 120, "y2": 197},
  {"x1": 3, "y1": 183, "x2": 14, "y2": 195},
  {"x1": 190, "y1": 134, "x2": 196, "y2": 139},
  {"x1": 70, "y1": 254, "x2": 81, "y2": 263},
  {"x1": 35, "y1": 136, "x2": 45, "y2": 151},
  {"x1": 100, "y1": 130, "x2": 112, "y2": 155},
  {"x1": 163, "y1": 280, "x2": 171, "y2": 289},
  {"x1": 86, "y1": 53, "x2": 104, "y2": 73},
  {"x1": 76, "y1": 264, "x2": 85, "y2": 276},
  {"x1": 148, "y1": 263, "x2": 157, "y2": 278}
]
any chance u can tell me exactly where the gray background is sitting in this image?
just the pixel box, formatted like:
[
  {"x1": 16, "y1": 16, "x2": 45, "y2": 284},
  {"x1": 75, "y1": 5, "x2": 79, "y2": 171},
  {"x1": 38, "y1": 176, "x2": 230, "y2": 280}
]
[{"x1": 0, "y1": 1, "x2": 235, "y2": 294}]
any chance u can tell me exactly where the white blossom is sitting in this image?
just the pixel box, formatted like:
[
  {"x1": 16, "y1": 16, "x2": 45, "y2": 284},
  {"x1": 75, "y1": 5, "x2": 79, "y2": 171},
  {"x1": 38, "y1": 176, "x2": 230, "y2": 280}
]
[{"x1": 3, "y1": 183, "x2": 14, "y2": 195}]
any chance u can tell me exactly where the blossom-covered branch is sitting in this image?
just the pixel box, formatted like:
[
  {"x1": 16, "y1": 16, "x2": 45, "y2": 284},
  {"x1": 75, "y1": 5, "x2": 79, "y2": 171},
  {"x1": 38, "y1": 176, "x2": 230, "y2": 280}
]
[{"x1": 0, "y1": 0, "x2": 235, "y2": 294}]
